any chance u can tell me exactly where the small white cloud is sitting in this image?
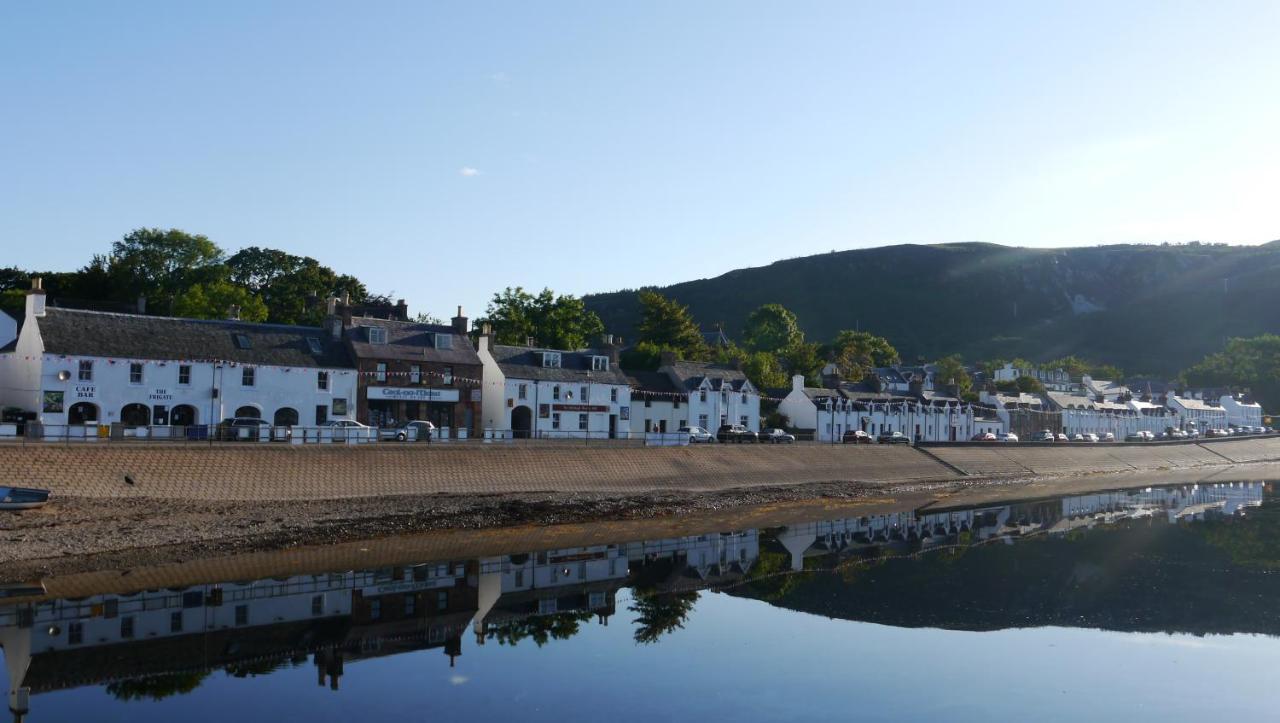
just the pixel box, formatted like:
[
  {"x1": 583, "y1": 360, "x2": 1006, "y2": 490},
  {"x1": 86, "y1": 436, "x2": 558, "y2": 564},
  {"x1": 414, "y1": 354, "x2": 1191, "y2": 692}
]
[
  {"x1": 449, "y1": 675, "x2": 469, "y2": 685},
  {"x1": 459, "y1": 167, "x2": 480, "y2": 177},
  {"x1": 488, "y1": 72, "x2": 510, "y2": 84}
]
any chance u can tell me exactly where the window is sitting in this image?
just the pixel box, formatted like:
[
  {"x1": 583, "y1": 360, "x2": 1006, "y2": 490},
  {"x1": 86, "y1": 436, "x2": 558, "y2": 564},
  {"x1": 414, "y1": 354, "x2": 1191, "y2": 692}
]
[
  {"x1": 579, "y1": 386, "x2": 589, "y2": 402},
  {"x1": 514, "y1": 569, "x2": 524, "y2": 587},
  {"x1": 592, "y1": 356, "x2": 609, "y2": 371},
  {"x1": 369, "y1": 600, "x2": 381, "y2": 620},
  {"x1": 699, "y1": 390, "x2": 707, "y2": 402},
  {"x1": 552, "y1": 385, "x2": 561, "y2": 400},
  {"x1": 306, "y1": 337, "x2": 323, "y2": 354},
  {"x1": 435, "y1": 333, "x2": 453, "y2": 350},
  {"x1": 741, "y1": 393, "x2": 748, "y2": 403},
  {"x1": 541, "y1": 352, "x2": 562, "y2": 368},
  {"x1": 518, "y1": 383, "x2": 527, "y2": 400},
  {"x1": 121, "y1": 616, "x2": 135, "y2": 639},
  {"x1": 645, "y1": 399, "x2": 652, "y2": 408},
  {"x1": 611, "y1": 388, "x2": 618, "y2": 402},
  {"x1": 410, "y1": 365, "x2": 421, "y2": 383},
  {"x1": 741, "y1": 415, "x2": 749, "y2": 427},
  {"x1": 699, "y1": 414, "x2": 709, "y2": 428},
  {"x1": 317, "y1": 371, "x2": 329, "y2": 390},
  {"x1": 442, "y1": 366, "x2": 454, "y2": 385},
  {"x1": 674, "y1": 399, "x2": 681, "y2": 409},
  {"x1": 404, "y1": 595, "x2": 416, "y2": 616},
  {"x1": 312, "y1": 595, "x2": 324, "y2": 616},
  {"x1": 233, "y1": 333, "x2": 252, "y2": 349},
  {"x1": 552, "y1": 413, "x2": 561, "y2": 430},
  {"x1": 129, "y1": 363, "x2": 143, "y2": 384},
  {"x1": 178, "y1": 364, "x2": 191, "y2": 385},
  {"x1": 315, "y1": 404, "x2": 328, "y2": 425},
  {"x1": 437, "y1": 591, "x2": 449, "y2": 611},
  {"x1": 579, "y1": 413, "x2": 589, "y2": 430},
  {"x1": 235, "y1": 605, "x2": 248, "y2": 626},
  {"x1": 367, "y1": 326, "x2": 387, "y2": 344},
  {"x1": 375, "y1": 363, "x2": 387, "y2": 382},
  {"x1": 242, "y1": 367, "x2": 255, "y2": 386},
  {"x1": 170, "y1": 611, "x2": 183, "y2": 633},
  {"x1": 78, "y1": 360, "x2": 93, "y2": 381},
  {"x1": 68, "y1": 622, "x2": 83, "y2": 645}
]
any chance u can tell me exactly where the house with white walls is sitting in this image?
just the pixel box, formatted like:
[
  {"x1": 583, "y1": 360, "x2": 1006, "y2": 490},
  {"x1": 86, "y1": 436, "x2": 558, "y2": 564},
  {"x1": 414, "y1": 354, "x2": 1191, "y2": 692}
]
[
  {"x1": 624, "y1": 353, "x2": 762, "y2": 436},
  {"x1": 1166, "y1": 394, "x2": 1228, "y2": 431},
  {"x1": 779, "y1": 373, "x2": 996, "y2": 442},
  {"x1": 0, "y1": 279, "x2": 357, "y2": 438},
  {"x1": 476, "y1": 333, "x2": 632, "y2": 439},
  {"x1": 1220, "y1": 394, "x2": 1264, "y2": 428}
]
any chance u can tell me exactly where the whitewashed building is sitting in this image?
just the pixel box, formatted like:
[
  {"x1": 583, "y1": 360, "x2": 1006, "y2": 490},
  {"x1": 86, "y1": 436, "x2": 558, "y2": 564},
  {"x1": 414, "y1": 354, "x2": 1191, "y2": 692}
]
[
  {"x1": 0, "y1": 280, "x2": 358, "y2": 437},
  {"x1": 994, "y1": 363, "x2": 1073, "y2": 391},
  {"x1": 1046, "y1": 391, "x2": 1175, "y2": 438},
  {"x1": 1220, "y1": 394, "x2": 1264, "y2": 428},
  {"x1": 625, "y1": 354, "x2": 762, "y2": 436},
  {"x1": 1166, "y1": 394, "x2": 1228, "y2": 430},
  {"x1": 780, "y1": 374, "x2": 998, "y2": 442},
  {"x1": 476, "y1": 336, "x2": 632, "y2": 439}
]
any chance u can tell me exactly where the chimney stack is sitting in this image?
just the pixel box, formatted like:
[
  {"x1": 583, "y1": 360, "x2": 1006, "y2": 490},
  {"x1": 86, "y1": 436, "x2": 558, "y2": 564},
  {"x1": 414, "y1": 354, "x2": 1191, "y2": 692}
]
[
  {"x1": 395, "y1": 299, "x2": 409, "y2": 321},
  {"x1": 908, "y1": 373, "x2": 924, "y2": 398},
  {"x1": 227, "y1": 304, "x2": 241, "y2": 321},
  {"x1": 659, "y1": 351, "x2": 677, "y2": 369},
  {"x1": 27, "y1": 276, "x2": 46, "y2": 318},
  {"x1": 451, "y1": 306, "x2": 468, "y2": 335},
  {"x1": 480, "y1": 322, "x2": 495, "y2": 352},
  {"x1": 864, "y1": 370, "x2": 883, "y2": 393}
]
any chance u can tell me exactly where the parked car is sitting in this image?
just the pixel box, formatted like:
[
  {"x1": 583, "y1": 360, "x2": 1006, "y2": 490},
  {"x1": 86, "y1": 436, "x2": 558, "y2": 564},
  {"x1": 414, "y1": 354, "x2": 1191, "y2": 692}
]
[
  {"x1": 1055, "y1": 433, "x2": 1070, "y2": 442},
  {"x1": 970, "y1": 432, "x2": 997, "y2": 442},
  {"x1": 843, "y1": 429, "x2": 872, "y2": 444},
  {"x1": 219, "y1": 416, "x2": 274, "y2": 440},
  {"x1": 1102, "y1": 432, "x2": 1115, "y2": 442},
  {"x1": 1082, "y1": 433, "x2": 1099, "y2": 443},
  {"x1": 393, "y1": 420, "x2": 435, "y2": 441},
  {"x1": 326, "y1": 419, "x2": 369, "y2": 428},
  {"x1": 762, "y1": 428, "x2": 796, "y2": 444},
  {"x1": 1071, "y1": 433, "x2": 1084, "y2": 442},
  {"x1": 679, "y1": 425, "x2": 715, "y2": 443},
  {"x1": 877, "y1": 431, "x2": 911, "y2": 445},
  {"x1": 717, "y1": 424, "x2": 758, "y2": 443},
  {"x1": 1031, "y1": 429, "x2": 1055, "y2": 442},
  {"x1": 325, "y1": 418, "x2": 372, "y2": 440},
  {"x1": 997, "y1": 432, "x2": 1019, "y2": 443}
]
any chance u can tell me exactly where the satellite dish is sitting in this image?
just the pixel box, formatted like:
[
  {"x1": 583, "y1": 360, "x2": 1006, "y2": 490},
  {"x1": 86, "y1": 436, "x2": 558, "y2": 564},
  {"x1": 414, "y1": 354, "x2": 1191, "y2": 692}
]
[{"x1": 57, "y1": 370, "x2": 71, "y2": 381}]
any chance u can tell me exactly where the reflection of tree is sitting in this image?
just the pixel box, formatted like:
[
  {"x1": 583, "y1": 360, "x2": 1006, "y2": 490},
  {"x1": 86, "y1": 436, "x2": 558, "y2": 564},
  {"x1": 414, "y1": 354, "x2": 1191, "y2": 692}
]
[
  {"x1": 630, "y1": 591, "x2": 698, "y2": 645},
  {"x1": 225, "y1": 658, "x2": 296, "y2": 678},
  {"x1": 1189, "y1": 489, "x2": 1280, "y2": 569},
  {"x1": 743, "y1": 549, "x2": 811, "y2": 601},
  {"x1": 488, "y1": 612, "x2": 593, "y2": 647},
  {"x1": 106, "y1": 672, "x2": 210, "y2": 701}
]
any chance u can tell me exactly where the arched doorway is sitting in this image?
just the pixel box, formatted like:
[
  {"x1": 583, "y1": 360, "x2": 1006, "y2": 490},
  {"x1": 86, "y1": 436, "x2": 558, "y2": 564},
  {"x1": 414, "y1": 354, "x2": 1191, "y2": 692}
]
[
  {"x1": 511, "y1": 406, "x2": 533, "y2": 439},
  {"x1": 68, "y1": 402, "x2": 99, "y2": 425},
  {"x1": 171, "y1": 405, "x2": 198, "y2": 426},
  {"x1": 273, "y1": 408, "x2": 299, "y2": 427},
  {"x1": 234, "y1": 405, "x2": 261, "y2": 419},
  {"x1": 120, "y1": 403, "x2": 150, "y2": 426}
]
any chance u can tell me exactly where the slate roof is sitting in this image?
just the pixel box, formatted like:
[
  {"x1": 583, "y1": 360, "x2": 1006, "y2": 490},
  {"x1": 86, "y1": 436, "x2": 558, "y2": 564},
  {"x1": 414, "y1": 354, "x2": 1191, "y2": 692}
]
[
  {"x1": 1045, "y1": 391, "x2": 1131, "y2": 412},
  {"x1": 1168, "y1": 395, "x2": 1223, "y2": 412},
  {"x1": 33, "y1": 308, "x2": 353, "y2": 368},
  {"x1": 665, "y1": 360, "x2": 751, "y2": 392},
  {"x1": 626, "y1": 370, "x2": 683, "y2": 396},
  {"x1": 492, "y1": 345, "x2": 630, "y2": 384},
  {"x1": 345, "y1": 318, "x2": 481, "y2": 366}
]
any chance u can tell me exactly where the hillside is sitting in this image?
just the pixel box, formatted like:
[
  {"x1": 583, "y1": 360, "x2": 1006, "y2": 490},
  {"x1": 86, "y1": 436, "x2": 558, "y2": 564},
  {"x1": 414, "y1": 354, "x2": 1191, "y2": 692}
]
[{"x1": 584, "y1": 242, "x2": 1280, "y2": 375}]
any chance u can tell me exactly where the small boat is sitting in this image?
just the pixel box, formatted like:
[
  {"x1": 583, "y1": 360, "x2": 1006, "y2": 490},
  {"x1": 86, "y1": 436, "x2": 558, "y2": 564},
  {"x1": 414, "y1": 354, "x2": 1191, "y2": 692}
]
[{"x1": 0, "y1": 486, "x2": 51, "y2": 510}]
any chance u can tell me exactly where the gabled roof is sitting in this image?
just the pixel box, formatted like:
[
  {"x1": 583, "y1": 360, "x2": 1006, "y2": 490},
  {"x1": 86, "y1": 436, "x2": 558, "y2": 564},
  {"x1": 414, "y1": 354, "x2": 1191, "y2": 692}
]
[
  {"x1": 345, "y1": 318, "x2": 480, "y2": 365},
  {"x1": 33, "y1": 308, "x2": 353, "y2": 368},
  {"x1": 625, "y1": 370, "x2": 683, "y2": 396},
  {"x1": 665, "y1": 360, "x2": 752, "y2": 392},
  {"x1": 491, "y1": 345, "x2": 630, "y2": 385}
]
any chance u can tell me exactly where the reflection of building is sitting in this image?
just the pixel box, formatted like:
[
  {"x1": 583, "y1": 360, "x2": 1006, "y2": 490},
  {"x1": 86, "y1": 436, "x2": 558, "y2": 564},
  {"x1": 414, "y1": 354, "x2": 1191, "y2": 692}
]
[{"x1": 0, "y1": 280, "x2": 357, "y2": 433}]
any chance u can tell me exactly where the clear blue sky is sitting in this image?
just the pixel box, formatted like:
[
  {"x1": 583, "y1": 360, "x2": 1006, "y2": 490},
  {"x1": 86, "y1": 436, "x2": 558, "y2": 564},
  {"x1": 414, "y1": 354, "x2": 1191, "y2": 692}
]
[{"x1": 3, "y1": 1, "x2": 1278, "y2": 321}]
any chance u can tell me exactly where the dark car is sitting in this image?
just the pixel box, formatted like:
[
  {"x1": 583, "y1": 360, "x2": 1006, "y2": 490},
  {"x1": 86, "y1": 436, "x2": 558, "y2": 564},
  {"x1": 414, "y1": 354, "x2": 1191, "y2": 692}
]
[
  {"x1": 762, "y1": 428, "x2": 796, "y2": 444},
  {"x1": 843, "y1": 429, "x2": 872, "y2": 444},
  {"x1": 717, "y1": 424, "x2": 758, "y2": 443},
  {"x1": 219, "y1": 416, "x2": 272, "y2": 441},
  {"x1": 393, "y1": 420, "x2": 436, "y2": 442},
  {"x1": 877, "y1": 431, "x2": 910, "y2": 445}
]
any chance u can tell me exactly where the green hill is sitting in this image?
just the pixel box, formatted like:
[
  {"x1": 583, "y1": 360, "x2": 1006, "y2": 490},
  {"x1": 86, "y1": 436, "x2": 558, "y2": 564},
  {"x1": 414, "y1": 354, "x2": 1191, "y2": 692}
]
[{"x1": 584, "y1": 242, "x2": 1280, "y2": 375}]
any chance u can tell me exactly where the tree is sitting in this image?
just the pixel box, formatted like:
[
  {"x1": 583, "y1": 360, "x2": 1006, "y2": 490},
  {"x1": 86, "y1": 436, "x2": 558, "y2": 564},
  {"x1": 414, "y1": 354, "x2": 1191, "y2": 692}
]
[
  {"x1": 1091, "y1": 364, "x2": 1125, "y2": 382},
  {"x1": 630, "y1": 591, "x2": 699, "y2": 645},
  {"x1": 110, "y1": 228, "x2": 226, "y2": 312},
  {"x1": 711, "y1": 344, "x2": 788, "y2": 391},
  {"x1": 477, "y1": 287, "x2": 605, "y2": 349},
  {"x1": 780, "y1": 341, "x2": 823, "y2": 386},
  {"x1": 741, "y1": 303, "x2": 803, "y2": 353},
  {"x1": 932, "y1": 355, "x2": 973, "y2": 397},
  {"x1": 825, "y1": 330, "x2": 899, "y2": 381},
  {"x1": 635, "y1": 290, "x2": 707, "y2": 360},
  {"x1": 1015, "y1": 375, "x2": 1045, "y2": 394},
  {"x1": 226, "y1": 247, "x2": 367, "y2": 325},
  {"x1": 1183, "y1": 335, "x2": 1280, "y2": 412},
  {"x1": 173, "y1": 280, "x2": 268, "y2": 322}
]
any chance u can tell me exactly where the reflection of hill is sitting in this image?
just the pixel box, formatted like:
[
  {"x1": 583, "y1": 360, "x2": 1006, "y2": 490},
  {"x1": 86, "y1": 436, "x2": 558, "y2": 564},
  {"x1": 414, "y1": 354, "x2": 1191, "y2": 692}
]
[{"x1": 734, "y1": 517, "x2": 1280, "y2": 636}]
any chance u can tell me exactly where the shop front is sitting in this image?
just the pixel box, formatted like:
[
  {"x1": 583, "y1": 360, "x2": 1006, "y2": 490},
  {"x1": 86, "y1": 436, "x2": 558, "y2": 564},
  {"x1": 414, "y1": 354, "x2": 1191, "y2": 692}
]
[{"x1": 366, "y1": 386, "x2": 463, "y2": 429}]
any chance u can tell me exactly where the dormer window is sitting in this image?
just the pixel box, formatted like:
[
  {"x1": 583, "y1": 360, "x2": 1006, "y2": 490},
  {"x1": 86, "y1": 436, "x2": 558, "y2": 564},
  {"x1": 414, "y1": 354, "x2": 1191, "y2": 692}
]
[
  {"x1": 233, "y1": 333, "x2": 252, "y2": 350},
  {"x1": 306, "y1": 338, "x2": 323, "y2": 354},
  {"x1": 367, "y1": 327, "x2": 387, "y2": 345},
  {"x1": 434, "y1": 333, "x2": 453, "y2": 350},
  {"x1": 542, "y1": 352, "x2": 562, "y2": 368},
  {"x1": 591, "y1": 356, "x2": 609, "y2": 371}
]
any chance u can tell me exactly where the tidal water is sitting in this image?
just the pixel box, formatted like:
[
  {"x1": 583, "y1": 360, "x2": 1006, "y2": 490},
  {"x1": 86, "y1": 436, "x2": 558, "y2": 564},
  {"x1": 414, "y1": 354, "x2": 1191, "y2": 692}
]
[{"x1": 5, "y1": 480, "x2": 1280, "y2": 722}]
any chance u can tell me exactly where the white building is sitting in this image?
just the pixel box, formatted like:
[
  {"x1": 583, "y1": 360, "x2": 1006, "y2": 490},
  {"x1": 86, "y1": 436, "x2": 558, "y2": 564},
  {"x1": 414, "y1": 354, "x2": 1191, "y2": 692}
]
[
  {"x1": 1220, "y1": 394, "x2": 1264, "y2": 428},
  {"x1": 0, "y1": 280, "x2": 358, "y2": 437},
  {"x1": 625, "y1": 355, "x2": 762, "y2": 435},
  {"x1": 994, "y1": 363, "x2": 1073, "y2": 391},
  {"x1": 1046, "y1": 391, "x2": 1175, "y2": 438},
  {"x1": 780, "y1": 375, "x2": 997, "y2": 442},
  {"x1": 1081, "y1": 375, "x2": 1130, "y2": 402},
  {"x1": 0, "y1": 310, "x2": 16, "y2": 350},
  {"x1": 1166, "y1": 394, "x2": 1228, "y2": 431},
  {"x1": 476, "y1": 337, "x2": 632, "y2": 439}
]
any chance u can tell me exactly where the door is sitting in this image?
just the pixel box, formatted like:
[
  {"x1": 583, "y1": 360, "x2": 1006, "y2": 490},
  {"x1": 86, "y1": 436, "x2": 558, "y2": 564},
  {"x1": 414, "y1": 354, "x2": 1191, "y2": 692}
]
[
  {"x1": 511, "y1": 405, "x2": 533, "y2": 439},
  {"x1": 608, "y1": 415, "x2": 617, "y2": 439}
]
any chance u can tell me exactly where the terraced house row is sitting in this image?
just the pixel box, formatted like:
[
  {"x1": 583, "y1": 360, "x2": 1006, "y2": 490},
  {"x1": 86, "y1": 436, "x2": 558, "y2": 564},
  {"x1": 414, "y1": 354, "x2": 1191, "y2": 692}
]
[{"x1": 0, "y1": 280, "x2": 758, "y2": 441}]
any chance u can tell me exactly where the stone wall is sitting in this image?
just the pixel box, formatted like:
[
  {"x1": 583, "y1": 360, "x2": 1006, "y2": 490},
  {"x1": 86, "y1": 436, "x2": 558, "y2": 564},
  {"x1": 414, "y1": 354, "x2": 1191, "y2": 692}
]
[{"x1": 924, "y1": 437, "x2": 1280, "y2": 477}]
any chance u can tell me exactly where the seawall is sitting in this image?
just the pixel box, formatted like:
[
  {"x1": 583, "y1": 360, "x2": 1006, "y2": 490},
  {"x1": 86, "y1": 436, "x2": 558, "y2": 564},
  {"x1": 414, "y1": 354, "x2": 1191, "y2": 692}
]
[{"x1": 6, "y1": 437, "x2": 1280, "y2": 503}]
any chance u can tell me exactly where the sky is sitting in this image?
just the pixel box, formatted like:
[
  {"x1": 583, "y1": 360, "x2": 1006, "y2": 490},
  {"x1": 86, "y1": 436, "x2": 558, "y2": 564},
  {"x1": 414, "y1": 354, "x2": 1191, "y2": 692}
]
[{"x1": 2, "y1": 1, "x2": 1279, "y2": 320}]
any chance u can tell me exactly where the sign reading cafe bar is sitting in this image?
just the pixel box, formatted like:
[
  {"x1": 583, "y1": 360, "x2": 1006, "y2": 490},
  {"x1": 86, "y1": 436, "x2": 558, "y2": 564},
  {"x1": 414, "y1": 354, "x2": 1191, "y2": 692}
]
[{"x1": 366, "y1": 387, "x2": 460, "y2": 403}]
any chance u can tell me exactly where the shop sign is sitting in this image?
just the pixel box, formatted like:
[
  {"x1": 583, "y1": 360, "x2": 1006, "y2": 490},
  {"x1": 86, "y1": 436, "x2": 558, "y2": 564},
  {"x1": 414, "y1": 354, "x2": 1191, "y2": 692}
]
[
  {"x1": 552, "y1": 404, "x2": 608, "y2": 413},
  {"x1": 367, "y1": 387, "x2": 460, "y2": 403},
  {"x1": 73, "y1": 384, "x2": 97, "y2": 399},
  {"x1": 42, "y1": 391, "x2": 65, "y2": 414},
  {"x1": 148, "y1": 388, "x2": 174, "y2": 401}
]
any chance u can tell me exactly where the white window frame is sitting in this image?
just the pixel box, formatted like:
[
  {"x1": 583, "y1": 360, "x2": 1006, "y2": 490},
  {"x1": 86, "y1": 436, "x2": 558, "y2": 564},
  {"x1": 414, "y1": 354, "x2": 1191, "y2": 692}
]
[
  {"x1": 317, "y1": 370, "x2": 329, "y2": 391},
  {"x1": 178, "y1": 364, "x2": 191, "y2": 385},
  {"x1": 367, "y1": 327, "x2": 387, "y2": 345},
  {"x1": 375, "y1": 363, "x2": 387, "y2": 382},
  {"x1": 242, "y1": 366, "x2": 256, "y2": 387},
  {"x1": 435, "y1": 333, "x2": 453, "y2": 350},
  {"x1": 518, "y1": 383, "x2": 527, "y2": 400},
  {"x1": 552, "y1": 412, "x2": 561, "y2": 430},
  {"x1": 78, "y1": 360, "x2": 93, "y2": 382},
  {"x1": 578, "y1": 413, "x2": 588, "y2": 430},
  {"x1": 129, "y1": 363, "x2": 143, "y2": 385},
  {"x1": 410, "y1": 365, "x2": 421, "y2": 383},
  {"x1": 591, "y1": 355, "x2": 609, "y2": 371},
  {"x1": 542, "y1": 352, "x2": 562, "y2": 368}
]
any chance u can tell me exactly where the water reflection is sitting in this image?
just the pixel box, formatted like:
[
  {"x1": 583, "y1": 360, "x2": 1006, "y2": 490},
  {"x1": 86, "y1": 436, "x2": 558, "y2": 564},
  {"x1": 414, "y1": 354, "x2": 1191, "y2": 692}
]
[{"x1": 0, "y1": 481, "x2": 1271, "y2": 721}]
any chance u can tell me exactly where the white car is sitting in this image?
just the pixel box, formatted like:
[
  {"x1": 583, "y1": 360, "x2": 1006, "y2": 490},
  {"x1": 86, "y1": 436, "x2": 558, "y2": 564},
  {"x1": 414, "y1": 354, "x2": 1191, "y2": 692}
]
[
  {"x1": 679, "y1": 426, "x2": 715, "y2": 443},
  {"x1": 1102, "y1": 432, "x2": 1115, "y2": 442},
  {"x1": 998, "y1": 432, "x2": 1019, "y2": 443},
  {"x1": 1083, "y1": 433, "x2": 1099, "y2": 443}
]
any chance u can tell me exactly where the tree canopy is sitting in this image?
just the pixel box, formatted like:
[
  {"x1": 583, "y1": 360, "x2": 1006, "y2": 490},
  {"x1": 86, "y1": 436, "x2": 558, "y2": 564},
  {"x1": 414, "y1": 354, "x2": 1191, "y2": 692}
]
[
  {"x1": 636, "y1": 290, "x2": 707, "y2": 360},
  {"x1": 477, "y1": 287, "x2": 605, "y2": 350},
  {"x1": 931, "y1": 354, "x2": 973, "y2": 397},
  {"x1": 824, "y1": 330, "x2": 900, "y2": 381},
  {"x1": 741, "y1": 303, "x2": 803, "y2": 353},
  {"x1": 1183, "y1": 335, "x2": 1280, "y2": 413}
]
